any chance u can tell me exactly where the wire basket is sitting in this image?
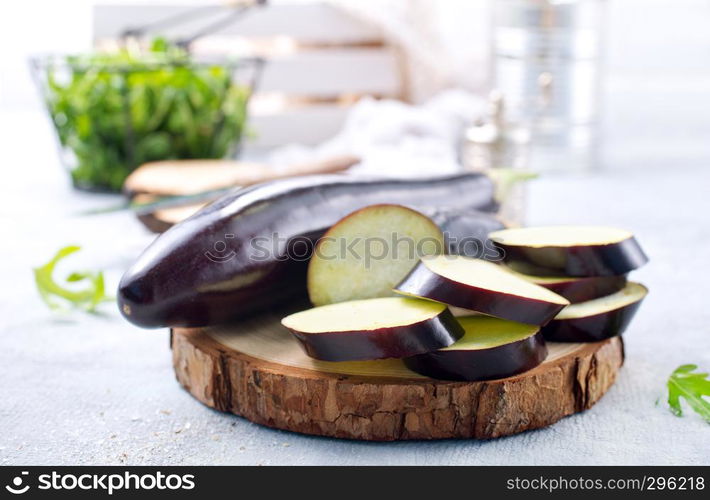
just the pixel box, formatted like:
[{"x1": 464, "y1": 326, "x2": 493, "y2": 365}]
[{"x1": 31, "y1": 52, "x2": 263, "y2": 192}]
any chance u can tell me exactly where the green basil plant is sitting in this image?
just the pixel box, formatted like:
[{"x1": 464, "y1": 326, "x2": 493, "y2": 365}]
[{"x1": 38, "y1": 39, "x2": 252, "y2": 191}]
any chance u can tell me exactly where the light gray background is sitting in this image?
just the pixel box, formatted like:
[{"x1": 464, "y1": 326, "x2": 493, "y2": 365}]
[
  {"x1": 1, "y1": 0, "x2": 709, "y2": 465},
  {"x1": 2, "y1": 156, "x2": 709, "y2": 465}
]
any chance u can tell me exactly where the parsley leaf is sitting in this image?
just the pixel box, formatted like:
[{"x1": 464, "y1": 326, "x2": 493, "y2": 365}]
[
  {"x1": 33, "y1": 246, "x2": 113, "y2": 313},
  {"x1": 667, "y1": 364, "x2": 710, "y2": 423}
]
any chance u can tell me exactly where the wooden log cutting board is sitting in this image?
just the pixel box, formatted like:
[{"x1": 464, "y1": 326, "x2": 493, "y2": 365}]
[{"x1": 171, "y1": 306, "x2": 624, "y2": 441}]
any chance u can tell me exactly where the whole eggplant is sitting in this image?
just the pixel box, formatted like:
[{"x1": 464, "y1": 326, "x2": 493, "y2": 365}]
[
  {"x1": 119, "y1": 173, "x2": 499, "y2": 328},
  {"x1": 427, "y1": 208, "x2": 505, "y2": 260}
]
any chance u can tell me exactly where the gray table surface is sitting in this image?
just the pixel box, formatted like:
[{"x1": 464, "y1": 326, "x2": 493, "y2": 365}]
[{"x1": 1, "y1": 110, "x2": 709, "y2": 466}]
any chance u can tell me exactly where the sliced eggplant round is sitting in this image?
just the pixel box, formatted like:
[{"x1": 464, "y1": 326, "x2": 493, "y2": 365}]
[
  {"x1": 489, "y1": 226, "x2": 648, "y2": 277},
  {"x1": 541, "y1": 281, "x2": 648, "y2": 342},
  {"x1": 281, "y1": 297, "x2": 464, "y2": 361},
  {"x1": 404, "y1": 316, "x2": 547, "y2": 381},
  {"x1": 517, "y1": 272, "x2": 628, "y2": 303},
  {"x1": 308, "y1": 204, "x2": 444, "y2": 306},
  {"x1": 394, "y1": 255, "x2": 569, "y2": 325}
]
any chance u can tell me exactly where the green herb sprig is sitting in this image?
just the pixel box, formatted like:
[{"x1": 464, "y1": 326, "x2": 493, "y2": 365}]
[
  {"x1": 487, "y1": 168, "x2": 538, "y2": 203},
  {"x1": 666, "y1": 364, "x2": 710, "y2": 423},
  {"x1": 33, "y1": 246, "x2": 113, "y2": 313}
]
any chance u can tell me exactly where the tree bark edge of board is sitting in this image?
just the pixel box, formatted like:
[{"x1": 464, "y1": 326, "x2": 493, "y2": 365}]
[{"x1": 171, "y1": 329, "x2": 624, "y2": 441}]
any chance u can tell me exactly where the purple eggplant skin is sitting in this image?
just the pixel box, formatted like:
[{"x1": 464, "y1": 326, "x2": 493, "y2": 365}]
[
  {"x1": 287, "y1": 308, "x2": 464, "y2": 362},
  {"x1": 404, "y1": 332, "x2": 547, "y2": 381},
  {"x1": 395, "y1": 263, "x2": 566, "y2": 326},
  {"x1": 495, "y1": 237, "x2": 649, "y2": 277},
  {"x1": 541, "y1": 299, "x2": 645, "y2": 342},
  {"x1": 533, "y1": 275, "x2": 627, "y2": 303},
  {"x1": 118, "y1": 173, "x2": 497, "y2": 328},
  {"x1": 426, "y1": 209, "x2": 505, "y2": 260}
]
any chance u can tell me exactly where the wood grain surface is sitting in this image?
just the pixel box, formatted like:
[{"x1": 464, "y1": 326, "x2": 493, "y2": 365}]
[{"x1": 172, "y1": 308, "x2": 624, "y2": 441}]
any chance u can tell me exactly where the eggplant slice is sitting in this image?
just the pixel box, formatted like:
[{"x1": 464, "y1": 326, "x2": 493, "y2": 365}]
[
  {"x1": 307, "y1": 205, "x2": 444, "y2": 307},
  {"x1": 518, "y1": 273, "x2": 628, "y2": 303},
  {"x1": 281, "y1": 297, "x2": 464, "y2": 361},
  {"x1": 395, "y1": 255, "x2": 569, "y2": 325},
  {"x1": 541, "y1": 281, "x2": 648, "y2": 342},
  {"x1": 489, "y1": 226, "x2": 648, "y2": 277},
  {"x1": 405, "y1": 316, "x2": 547, "y2": 381}
]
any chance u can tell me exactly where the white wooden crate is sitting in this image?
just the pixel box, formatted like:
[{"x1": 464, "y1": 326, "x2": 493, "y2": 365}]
[
  {"x1": 257, "y1": 48, "x2": 401, "y2": 97},
  {"x1": 247, "y1": 103, "x2": 351, "y2": 147},
  {"x1": 93, "y1": 2, "x2": 405, "y2": 147},
  {"x1": 93, "y1": 1, "x2": 384, "y2": 45}
]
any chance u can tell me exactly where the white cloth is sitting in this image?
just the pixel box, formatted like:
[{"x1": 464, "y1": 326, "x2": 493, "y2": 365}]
[{"x1": 269, "y1": 89, "x2": 485, "y2": 178}]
